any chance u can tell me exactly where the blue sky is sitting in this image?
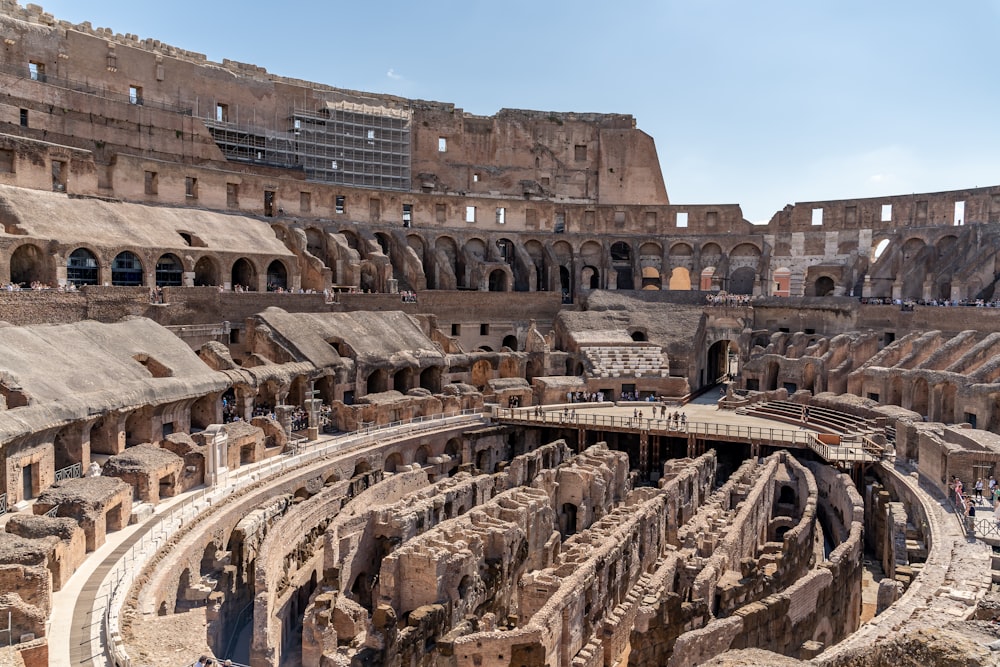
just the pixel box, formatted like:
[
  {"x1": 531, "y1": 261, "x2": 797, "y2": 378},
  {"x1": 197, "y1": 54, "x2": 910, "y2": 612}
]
[{"x1": 30, "y1": 1, "x2": 1000, "y2": 222}]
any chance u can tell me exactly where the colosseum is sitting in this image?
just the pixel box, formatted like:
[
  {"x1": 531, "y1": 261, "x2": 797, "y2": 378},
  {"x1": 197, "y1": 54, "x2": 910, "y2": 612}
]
[{"x1": 0, "y1": 3, "x2": 998, "y2": 667}]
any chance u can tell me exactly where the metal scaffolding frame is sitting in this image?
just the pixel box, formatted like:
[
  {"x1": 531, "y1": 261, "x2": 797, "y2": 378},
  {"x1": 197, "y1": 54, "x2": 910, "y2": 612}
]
[{"x1": 201, "y1": 101, "x2": 411, "y2": 191}]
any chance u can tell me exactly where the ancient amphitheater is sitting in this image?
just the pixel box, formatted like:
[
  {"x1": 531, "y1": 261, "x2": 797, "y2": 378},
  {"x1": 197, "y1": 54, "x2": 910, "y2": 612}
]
[{"x1": 0, "y1": 2, "x2": 999, "y2": 666}]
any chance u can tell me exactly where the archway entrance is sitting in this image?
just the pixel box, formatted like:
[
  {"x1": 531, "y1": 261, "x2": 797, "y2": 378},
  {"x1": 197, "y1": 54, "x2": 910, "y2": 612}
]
[
  {"x1": 67, "y1": 248, "x2": 99, "y2": 286},
  {"x1": 232, "y1": 258, "x2": 256, "y2": 290},
  {"x1": 10, "y1": 244, "x2": 45, "y2": 286},
  {"x1": 814, "y1": 276, "x2": 835, "y2": 297},
  {"x1": 706, "y1": 340, "x2": 737, "y2": 387}
]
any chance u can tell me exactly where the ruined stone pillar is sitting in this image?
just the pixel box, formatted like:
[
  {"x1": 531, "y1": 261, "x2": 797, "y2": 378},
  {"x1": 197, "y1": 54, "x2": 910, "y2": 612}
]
[
  {"x1": 639, "y1": 431, "x2": 649, "y2": 477},
  {"x1": 862, "y1": 275, "x2": 872, "y2": 298}
]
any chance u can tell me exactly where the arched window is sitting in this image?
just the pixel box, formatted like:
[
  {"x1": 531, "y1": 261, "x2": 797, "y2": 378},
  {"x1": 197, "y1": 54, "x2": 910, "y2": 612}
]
[
  {"x1": 155, "y1": 254, "x2": 183, "y2": 286},
  {"x1": 112, "y1": 251, "x2": 144, "y2": 286},
  {"x1": 67, "y1": 248, "x2": 99, "y2": 286}
]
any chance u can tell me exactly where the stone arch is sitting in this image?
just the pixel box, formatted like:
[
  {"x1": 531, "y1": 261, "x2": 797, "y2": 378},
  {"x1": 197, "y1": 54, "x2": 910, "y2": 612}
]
[
  {"x1": 705, "y1": 339, "x2": 736, "y2": 387},
  {"x1": 366, "y1": 369, "x2": 388, "y2": 394},
  {"x1": 814, "y1": 276, "x2": 835, "y2": 297},
  {"x1": 193, "y1": 256, "x2": 219, "y2": 287},
  {"x1": 463, "y1": 237, "x2": 487, "y2": 287},
  {"x1": 471, "y1": 359, "x2": 493, "y2": 389},
  {"x1": 384, "y1": 451, "x2": 404, "y2": 473},
  {"x1": 155, "y1": 253, "x2": 184, "y2": 287},
  {"x1": 305, "y1": 227, "x2": 325, "y2": 258},
  {"x1": 502, "y1": 334, "x2": 518, "y2": 351},
  {"x1": 936, "y1": 234, "x2": 958, "y2": 258},
  {"x1": 266, "y1": 260, "x2": 288, "y2": 291},
  {"x1": 488, "y1": 269, "x2": 509, "y2": 292},
  {"x1": 525, "y1": 239, "x2": 548, "y2": 292},
  {"x1": 9, "y1": 243, "x2": 47, "y2": 286},
  {"x1": 231, "y1": 258, "x2": 257, "y2": 290},
  {"x1": 393, "y1": 367, "x2": 412, "y2": 393},
  {"x1": 701, "y1": 242, "x2": 723, "y2": 263},
  {"x1": 668, "y1": 266, "x2": 691, "y2": 291},
  {"x1": 631, "y1": 330, "x2": 647, "y2": 342},
  {"x1": 582, "y1": 265, "x2": 600, "y2": 289},
  {"x1": 435, "y1": 236, "x2": 459, "y2": 288},
  {"x1": 420, "y1": 366, "x2": 441, "y2": 393},
  {"x1": 729, "y1": 242, "x2": 761, "y2": 259},
  {"x1": 67, "y1": 247, "x2": 100, "y2": 286},
  {"x1": 610, "y1": 241, "x2": 633, "y2": 290},
  {"x1": 111, "y1": 251, "x2": 144, "y2": 286},
  {"x1": 414, "y1": 445, "x2": 431, "y2": 465}
]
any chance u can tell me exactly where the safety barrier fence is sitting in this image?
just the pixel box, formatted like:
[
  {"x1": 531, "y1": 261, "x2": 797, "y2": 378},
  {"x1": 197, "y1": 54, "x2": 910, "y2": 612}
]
[
  {"x1": 99, "y1": 409, "x2": 485, "y2": 667},
  {"x1": 54, "y1": 462, "x2": 83, "y2": 483},
  {"x1": 493, "y1": 408, "x2": 884, "y2": 464}
]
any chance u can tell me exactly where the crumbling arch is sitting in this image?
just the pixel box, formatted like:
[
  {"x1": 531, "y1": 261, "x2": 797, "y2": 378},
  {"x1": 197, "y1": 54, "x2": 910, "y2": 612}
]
[
  {"x1": 193, "y1": 256, "x2": 219, "y2": 287},
  {"x1": 911, "y1": 376, "x2": 929, "y2": 417},
  {"x1": 814, "y1": 276, "x2": 835, "y2": 297},
  {"x1": 111, "y1": 251, "x2": 144, "y2": 286},
  {"x1": 420, "y1": 366, "x2": 442, "y2": 393},
  {"x1": 502, "y1": 334, "x2": 518, "y2": 351},
  {"x1": 488, "y1": 269, "x2": 509, "y2": 292},
  {"x1": 231, "y1": 258, "x2": 257, "y2": 290},
  {"x1": 366, "y1": 368, "x2": 388, "y2": 394},
  {"x1": 266, "y1": 260, "x2": 288, "y2": 291},
  {"x1": 383, "y1": 451, "x2": 404, "y2": 473},
  {"x1": 9, "y1": 243, "x2": 46, "y2": 286},
  {"x1": 582, "y1": 265, "x2": 601, "y2": 290},
  {"x1": 393, "y1": 367, "x2": 412, "y2": 393}
]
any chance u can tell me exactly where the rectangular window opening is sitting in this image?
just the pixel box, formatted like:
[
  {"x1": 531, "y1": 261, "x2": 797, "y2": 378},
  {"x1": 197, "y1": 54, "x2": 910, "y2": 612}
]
[
  {"x1": 465, "y1": 206, "x2": 476, "y2": 223},
  {"x1": 881, "y1": 204, "x2": 892, "y2": 222},
  {"x1": 676, "y1": 211, "x2": 688, "y2": 228},
  {"x1": 129, "y1": 85, "x2": 143, "y2": 105},
  {"x1": 264, "y1": 190, "x2": 275, "y2": 217},
  {"x1": 19, "y1": 109, "x2": 28, "y2": 128},
  {"x1": 554, "y1": 211, "x2": 566, "y2": 233},
  {"x1": 574, "y1": 144, "x2": 587, "y2": 161},
  {"x1": 496, "y1": 207, "x2": 506, "y2": 225},
  {"x1": 811, "y1": 207, "x2": 823, "y2": 226},
  {"x1": 954, "y1": 200, "x2": 965, "y2": 226},
  {"x1": 335, "y1": 195, "x2": 346, "y2": 214},
  {"x1": 144, "y1": 170, "x2": 158, "y2": 195},
  {"x1": 51, "y1": 160, "x2": 66, "y2": 192},
  {"x1": 28, "y1": 61, "x2": 45, "y2": 82},
  {"x1": 403, "y1": 204, "x2": 412, "y2": 227},
  {"x1": 472, "y1": 173, "x2": 480, "y2": 183},
  {"x1": 480, "y1": 323, "x2": 489, "y2": 336},
  {"x1": 451, "y1": 323, "x2": 460, "y2": 336},
  {"x1": 435, "y1": 204, "x2": 447, "y2": 223},
  {"x1": 185, "y1": 177, "x2": 198, "y2": 199},
  {"x1": 438, "y1": 137, "x2": 447, "y2": 152},
  {"x1": 216, "y1": 103, "x2": 229, "y2": 122},
  {"x1": 227, "y1": 183, "x2": 239, "y2": 208},
  {"x1": 300, "y1": 192, "x2": 311, "y2": 213}
]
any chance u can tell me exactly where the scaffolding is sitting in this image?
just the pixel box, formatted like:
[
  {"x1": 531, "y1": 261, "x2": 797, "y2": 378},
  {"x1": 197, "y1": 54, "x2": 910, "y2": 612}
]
[{"x1": 201, "y1": 100, "x2": 411, "y2": 191}]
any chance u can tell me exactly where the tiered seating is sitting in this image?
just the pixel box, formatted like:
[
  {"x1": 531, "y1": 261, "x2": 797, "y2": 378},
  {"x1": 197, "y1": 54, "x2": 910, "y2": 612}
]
[
  {"x1": 580, "y1": 344, "x2": 669, "y2": 378},
  {"x1": 744, "y1": 400, "x2": 877, "y2": 435}
]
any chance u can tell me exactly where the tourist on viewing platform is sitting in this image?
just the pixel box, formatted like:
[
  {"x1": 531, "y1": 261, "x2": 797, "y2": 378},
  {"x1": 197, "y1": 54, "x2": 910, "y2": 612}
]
[{"x1": 975, "y1": 478, "x2": 984, "y2": 501}]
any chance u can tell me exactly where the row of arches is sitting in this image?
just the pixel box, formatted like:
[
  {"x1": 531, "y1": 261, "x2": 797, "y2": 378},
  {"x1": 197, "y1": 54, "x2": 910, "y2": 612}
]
[{"x1": 7, "y1": 243, "x2": 290, "y2": 290}]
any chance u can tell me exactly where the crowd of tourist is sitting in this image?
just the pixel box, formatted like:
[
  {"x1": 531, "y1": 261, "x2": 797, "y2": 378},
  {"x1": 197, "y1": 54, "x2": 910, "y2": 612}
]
[
  {"x1": 3, "y1": 281, "x2": 77, "y2": 291},
  {"x1": 705, "y1": 293, "x2": 755, "y2": 306},
  {"x1": 951, "y1": 476, "x2": 1000, "y2": 529}
]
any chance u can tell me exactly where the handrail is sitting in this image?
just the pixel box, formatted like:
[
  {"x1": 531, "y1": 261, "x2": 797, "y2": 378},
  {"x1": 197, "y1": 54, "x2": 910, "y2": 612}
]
[
  {"x1": 0, "y1": 493, "x2": 6, "y2": 516},
  {"x1": 493, "y1": 407, "x2": 813, "y2": 446},
  {"x1": 101, "y1": 409, "x2": 486, "y2": 667},
  {"x1": 54, "y1": 462, "x2": 83, "y2": 483}
]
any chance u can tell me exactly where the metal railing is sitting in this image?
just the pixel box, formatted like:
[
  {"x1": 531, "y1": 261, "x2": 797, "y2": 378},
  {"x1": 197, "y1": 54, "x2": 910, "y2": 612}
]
[
  {"x1": 0, "y1": 493, "x2": 6, "y2": 516},
  {"x1": 493, "y1": 407, "x2": 813, "y2": 447},
  {"x1": 44, "y1": 505, "x2": 60, "y2": 518},
  {"x1": 54, "y1": 462, "x2": 83, "y2": 483},
  {"x1": 100, "y1": 409, "x2": 486, "y2": 667}
]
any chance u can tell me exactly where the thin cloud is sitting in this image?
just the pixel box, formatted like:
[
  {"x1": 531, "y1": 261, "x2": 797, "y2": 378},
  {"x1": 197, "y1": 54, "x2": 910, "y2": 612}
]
[{"x1": 386, "y1": 68, "x2": 403, "y2": 80}]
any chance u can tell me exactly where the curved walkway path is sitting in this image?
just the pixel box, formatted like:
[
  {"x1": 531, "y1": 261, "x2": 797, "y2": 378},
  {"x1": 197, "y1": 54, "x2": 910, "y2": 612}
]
[{"x1": 52, "y1": 411, "x2": 486, "y2": 667}]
